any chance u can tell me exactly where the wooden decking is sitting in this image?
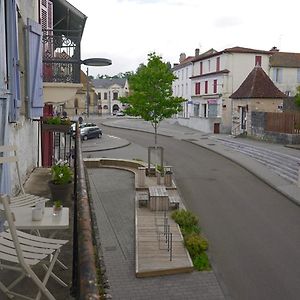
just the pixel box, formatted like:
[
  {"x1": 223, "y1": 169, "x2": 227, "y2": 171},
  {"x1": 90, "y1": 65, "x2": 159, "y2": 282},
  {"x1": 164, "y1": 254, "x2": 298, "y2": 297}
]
[{"x1": 135, "y1": 201, "x2": 193, "y2": 277}]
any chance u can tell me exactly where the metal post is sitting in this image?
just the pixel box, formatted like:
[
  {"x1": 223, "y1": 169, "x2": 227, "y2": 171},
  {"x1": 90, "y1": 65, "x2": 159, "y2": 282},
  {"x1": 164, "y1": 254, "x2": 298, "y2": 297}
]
[
  {"x1": 170, "y1": 233, "x2": 173, "y2": 261},
  {"x1": 86, "y1": 67, "x2": 90, "y2": 118},
  {"x1": 298, "y1": 163, "x2": 300, "y2": 188}
]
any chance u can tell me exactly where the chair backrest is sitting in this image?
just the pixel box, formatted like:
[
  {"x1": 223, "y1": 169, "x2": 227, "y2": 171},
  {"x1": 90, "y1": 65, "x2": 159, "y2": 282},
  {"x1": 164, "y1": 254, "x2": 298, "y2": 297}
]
[
  {"x1": 0, "y1": 194, "x2": 27, "y2": 267},
  {"x1": 0, "y1": 145, "x2": 24, "y2": 194}
]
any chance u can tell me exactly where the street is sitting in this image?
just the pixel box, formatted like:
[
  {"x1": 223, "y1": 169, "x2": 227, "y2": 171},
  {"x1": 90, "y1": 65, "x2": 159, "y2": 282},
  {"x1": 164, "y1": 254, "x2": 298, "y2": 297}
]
[{"x1": 98, "y1": 125, "x2": 300, "y2": 300}]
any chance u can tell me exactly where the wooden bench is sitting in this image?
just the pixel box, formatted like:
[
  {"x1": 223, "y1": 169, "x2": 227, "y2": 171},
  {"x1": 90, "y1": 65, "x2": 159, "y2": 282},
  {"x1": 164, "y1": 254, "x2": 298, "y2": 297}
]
[
  {"x1": 168, "y1": 196, "x2": 180, "y2": 209},
  {"x1": 149, "y1": 186, "x2": 169, "y2": 211},
  {"x1": 136, "y1": 191, "x2": 149, "y2": 208}
]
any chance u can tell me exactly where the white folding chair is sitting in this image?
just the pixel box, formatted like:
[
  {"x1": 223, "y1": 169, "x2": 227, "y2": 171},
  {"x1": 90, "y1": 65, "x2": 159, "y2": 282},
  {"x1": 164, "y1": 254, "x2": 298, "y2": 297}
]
[
  {"x1": 0, "y1": 145, "x2": 50, "y2": 208},
  {"x1": 0, "y1": 194, "x2": 68, "y2": 300}
]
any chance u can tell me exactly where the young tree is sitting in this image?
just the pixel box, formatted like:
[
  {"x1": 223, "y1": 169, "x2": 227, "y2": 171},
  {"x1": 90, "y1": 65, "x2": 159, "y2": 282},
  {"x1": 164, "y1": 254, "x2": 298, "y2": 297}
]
[{"x1": 120, "y1": 52, "x2": 184, "y2": 146}]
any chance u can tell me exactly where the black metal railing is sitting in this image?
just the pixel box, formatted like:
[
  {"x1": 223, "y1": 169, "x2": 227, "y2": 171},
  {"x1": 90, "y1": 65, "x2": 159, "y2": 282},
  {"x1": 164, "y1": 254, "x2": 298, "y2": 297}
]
[{"x1": 42, "y1": 29, "x2": 81, "y2": 83}]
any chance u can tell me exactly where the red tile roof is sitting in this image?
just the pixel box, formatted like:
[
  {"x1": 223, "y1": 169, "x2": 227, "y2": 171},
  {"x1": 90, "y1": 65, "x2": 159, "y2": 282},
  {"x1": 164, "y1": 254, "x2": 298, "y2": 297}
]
[
  {"x1": 270, "y1": 52, "x2": 300, "y2": 68},
  {"x1": 230, "y1": 66, "x2": 286, "y2": 99}
]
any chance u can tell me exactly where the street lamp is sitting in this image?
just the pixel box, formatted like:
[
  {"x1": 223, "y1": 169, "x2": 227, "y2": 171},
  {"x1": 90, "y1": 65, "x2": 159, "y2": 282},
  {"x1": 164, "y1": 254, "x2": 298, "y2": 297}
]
[{"x1": 81, "y1": 58, "x2": 112, "y2": 117}]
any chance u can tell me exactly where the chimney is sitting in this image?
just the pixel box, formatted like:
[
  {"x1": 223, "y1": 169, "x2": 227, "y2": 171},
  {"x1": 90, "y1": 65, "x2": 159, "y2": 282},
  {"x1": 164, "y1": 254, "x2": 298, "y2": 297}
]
[
  {"x1": 195, "y1": 48, "x2": 200, "y2": 56},
  {"x1": 270, "y1": 46, "x2": 279, "y2": 52},
  {"x1": 179, "y1": 53, "x2": 186, "y2": 63}
]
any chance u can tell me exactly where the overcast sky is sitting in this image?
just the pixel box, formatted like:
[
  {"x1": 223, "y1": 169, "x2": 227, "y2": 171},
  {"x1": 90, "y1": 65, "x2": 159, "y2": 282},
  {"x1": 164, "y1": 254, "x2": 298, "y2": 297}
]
[{"x1": 68, "y1": 0, "x2": 299, "y2": 77}]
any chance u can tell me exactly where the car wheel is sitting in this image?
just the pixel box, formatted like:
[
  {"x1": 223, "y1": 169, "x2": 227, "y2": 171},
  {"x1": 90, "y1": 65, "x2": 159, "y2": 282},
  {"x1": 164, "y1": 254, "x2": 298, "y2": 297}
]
[
  {"x1": 98, "y1": 133, "x2": 101, "y2": 138},
  {"x1": 83, "y1": 135, "x2": 88, "y2": 141}
]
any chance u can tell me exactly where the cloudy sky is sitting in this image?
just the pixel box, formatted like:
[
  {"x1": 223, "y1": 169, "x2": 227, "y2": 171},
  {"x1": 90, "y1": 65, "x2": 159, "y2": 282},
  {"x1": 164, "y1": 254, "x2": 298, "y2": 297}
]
[{"x1": 68, "y1": 0, "x2": 299, "y2": 77}]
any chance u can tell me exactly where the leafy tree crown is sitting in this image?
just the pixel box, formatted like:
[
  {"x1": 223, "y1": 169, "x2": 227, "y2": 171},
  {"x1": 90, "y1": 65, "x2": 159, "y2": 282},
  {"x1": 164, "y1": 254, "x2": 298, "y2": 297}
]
[{"x1": 119, "y1": 52, "x2": 184, "y2": 126}]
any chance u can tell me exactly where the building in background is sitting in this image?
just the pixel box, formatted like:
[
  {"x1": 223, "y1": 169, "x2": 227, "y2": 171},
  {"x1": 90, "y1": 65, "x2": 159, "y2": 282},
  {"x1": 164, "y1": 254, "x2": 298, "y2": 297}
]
[
  {"x1": 92, "y1": 78, "x2": 129, "y2": 115},
  {"x1": 172, "y1": 46, "x2": 300, "y2": 134}
]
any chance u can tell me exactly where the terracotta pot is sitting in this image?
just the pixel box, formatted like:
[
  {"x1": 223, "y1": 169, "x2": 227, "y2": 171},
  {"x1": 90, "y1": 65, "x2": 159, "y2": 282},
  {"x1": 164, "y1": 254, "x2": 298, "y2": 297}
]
[{"x1": 48, "y1": 181, "x2": 73, "y2": 206}]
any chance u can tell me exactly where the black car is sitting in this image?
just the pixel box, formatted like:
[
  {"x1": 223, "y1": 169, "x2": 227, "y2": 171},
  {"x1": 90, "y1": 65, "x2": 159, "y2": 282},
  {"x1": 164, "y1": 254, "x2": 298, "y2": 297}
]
[{"x1": 80, "y1": 126, "x2": 102, "y2": 141}]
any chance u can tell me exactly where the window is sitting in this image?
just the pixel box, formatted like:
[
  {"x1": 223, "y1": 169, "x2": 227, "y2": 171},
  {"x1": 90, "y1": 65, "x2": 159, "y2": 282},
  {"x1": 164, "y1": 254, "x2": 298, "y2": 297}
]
[
  {"x1": 208, "y1": 104, "x2": 218, "y2": 117},
  {"x1": 103, "y1": 105, "x2": 108, "y2": 109},
  {"x1": 104, "y1": 92, "x2": 107, "y2": 100},
  {"x1": 208, "y1": 60, "x2": 211, "y2": 72},
  {"x1": 200, "y1": 62, "x2": 203, "y2": 75},
  {"x1": 213, "y1": 80, "x2": 217, "y2": 93},
  {"x1": 255, "y1": 56, "x2": 262, "y2": 66},
  {"x1": 216, "y1": 57, "x2": 220, "y2": 71},
  {"x1": 205, "y1": 81, "x2": 208, "y2": 94},
  {"x1": 98, "y1": 92, "x2": 101, "y2": 99},
  {"x1": 195, "y1": 82, "x2": 200, "y2": 95},
  {"x1": 194, "y1": 103, "x2": 200, "y2": 116},
  {"x1": 201, "y1": 103, "x2": 207, "y2": 117},
  {"x1": 113, "y1": 92, "x2": 118, "y2": 100},
  {"x1": 273, "y1": 68, "x2": 282, "y2": 83},
  {"x1": 297, "y1": 69, "x2": 300, "y2": 83}
]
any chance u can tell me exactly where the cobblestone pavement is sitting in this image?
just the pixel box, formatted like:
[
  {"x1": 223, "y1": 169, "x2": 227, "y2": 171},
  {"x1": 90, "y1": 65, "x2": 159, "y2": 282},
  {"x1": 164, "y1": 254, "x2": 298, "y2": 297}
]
[{"x1": 88, "y1": 168, "x2": 225, "y2": 300}]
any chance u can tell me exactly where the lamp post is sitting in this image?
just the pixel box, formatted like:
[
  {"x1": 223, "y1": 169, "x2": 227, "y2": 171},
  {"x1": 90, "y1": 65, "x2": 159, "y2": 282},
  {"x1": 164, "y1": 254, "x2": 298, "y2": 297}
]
[{"x1": 81, "y1": 58, "x2": 112, "y2": 118}]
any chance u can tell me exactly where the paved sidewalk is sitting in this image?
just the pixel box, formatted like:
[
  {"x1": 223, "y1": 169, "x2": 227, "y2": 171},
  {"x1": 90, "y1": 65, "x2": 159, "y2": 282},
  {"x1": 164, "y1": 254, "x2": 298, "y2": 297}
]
[{"x1": 100, "y1": 117, "x2": 300, "y2": 206}]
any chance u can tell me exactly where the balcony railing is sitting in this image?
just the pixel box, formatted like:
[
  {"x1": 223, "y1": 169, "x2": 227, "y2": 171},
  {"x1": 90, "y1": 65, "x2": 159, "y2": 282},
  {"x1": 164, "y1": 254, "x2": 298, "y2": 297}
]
[{"x1": 42, "y1": 30, "x2": 81, "y2": 83}]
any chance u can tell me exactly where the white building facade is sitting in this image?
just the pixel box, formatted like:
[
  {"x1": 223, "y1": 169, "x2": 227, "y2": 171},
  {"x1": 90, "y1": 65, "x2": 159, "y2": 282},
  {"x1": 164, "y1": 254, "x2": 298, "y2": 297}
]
[
  {"x1": 172, "y1": 46, "x2": 300, "y2": 134},
  {"x1": 172, "y1": 52, "x2": 195, "y2": 118},
  {"x1": 92, "y1": 78, "x2": 129, "y2": 115}
]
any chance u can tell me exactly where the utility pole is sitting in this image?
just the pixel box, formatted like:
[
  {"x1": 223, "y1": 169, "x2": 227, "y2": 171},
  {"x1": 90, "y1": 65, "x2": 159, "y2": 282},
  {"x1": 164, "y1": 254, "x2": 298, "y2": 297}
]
[{"x1": 86, "y1": 67, "x2": 90, "y2": 118}]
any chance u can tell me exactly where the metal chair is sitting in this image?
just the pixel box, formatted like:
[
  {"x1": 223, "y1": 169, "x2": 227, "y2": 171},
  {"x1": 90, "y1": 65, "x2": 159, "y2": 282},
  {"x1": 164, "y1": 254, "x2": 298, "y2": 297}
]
[
  {"x1": 0, "y1": 145, "x2": 50, "y2": 208},
  {"x1": 0, "y1": 194, "x2": 68, "y2": 300}
]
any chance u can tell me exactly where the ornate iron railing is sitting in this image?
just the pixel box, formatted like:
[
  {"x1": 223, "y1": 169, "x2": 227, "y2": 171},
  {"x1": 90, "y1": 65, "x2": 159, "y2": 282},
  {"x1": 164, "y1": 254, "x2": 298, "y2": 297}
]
[{"x1": 42, "y1": 30, "x2": 81, "y2": 83}]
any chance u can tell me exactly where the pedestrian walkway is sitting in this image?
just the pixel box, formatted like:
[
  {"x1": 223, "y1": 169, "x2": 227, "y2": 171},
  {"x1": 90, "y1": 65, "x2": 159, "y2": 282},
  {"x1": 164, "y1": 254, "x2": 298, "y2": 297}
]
[{"x1": 88, "y1": 168, "x2": 225, "y2": 300}]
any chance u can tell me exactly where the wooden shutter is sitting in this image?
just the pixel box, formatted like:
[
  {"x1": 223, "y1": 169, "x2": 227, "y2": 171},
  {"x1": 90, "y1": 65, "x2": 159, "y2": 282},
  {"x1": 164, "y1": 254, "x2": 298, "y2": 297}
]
[
  {"x1": 6, "y1": 0, "x2": 21, "y2": 122},
  {"x1": 213, "y1": 80, "x2": 217, "y2": 93},
  {"x1": 26, "y1": 19, "x2": 44, "y2": 118}
]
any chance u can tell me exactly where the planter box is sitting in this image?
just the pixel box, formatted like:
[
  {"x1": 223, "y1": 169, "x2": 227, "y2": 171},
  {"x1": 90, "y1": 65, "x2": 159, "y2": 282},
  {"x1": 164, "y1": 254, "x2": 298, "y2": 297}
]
[{"x1": 42, "y1": 124, "x2": 71, "y2": 133}]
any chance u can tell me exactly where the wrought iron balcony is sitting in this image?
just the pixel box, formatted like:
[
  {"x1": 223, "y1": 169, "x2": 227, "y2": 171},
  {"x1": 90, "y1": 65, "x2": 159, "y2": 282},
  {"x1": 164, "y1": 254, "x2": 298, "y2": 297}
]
[{"x1": 42, "y1": 29, "x2": 81, "y2": 83}]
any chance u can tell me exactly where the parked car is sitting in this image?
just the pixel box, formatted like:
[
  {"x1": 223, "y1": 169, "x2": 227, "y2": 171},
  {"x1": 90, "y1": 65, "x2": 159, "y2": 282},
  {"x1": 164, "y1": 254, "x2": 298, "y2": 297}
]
[
  {"x1": 116, "y1": 111, "x2": 125, "y2": 116},
  {"x1": 71, "y1": 122, "x2": 97, "y2": 137},
  {"x1": 80, "y1": 126, "x2": 102, "y2": 141}
]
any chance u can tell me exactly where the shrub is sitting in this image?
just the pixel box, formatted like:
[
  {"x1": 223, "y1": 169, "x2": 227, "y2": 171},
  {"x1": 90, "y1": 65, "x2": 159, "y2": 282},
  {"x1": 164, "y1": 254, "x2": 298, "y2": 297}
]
[
  {"x1": 180, "y1": 224, "x2": 201, "y2": 237},
  {"x1": 193, "y1": 252, "x2": 211, "y2": 271},
  {"x1": 184, "y1": 233, "x2": 202, "y2": 258},
  {"x1": 171, "y1": 209, "x2": 199, "y2": 228}
]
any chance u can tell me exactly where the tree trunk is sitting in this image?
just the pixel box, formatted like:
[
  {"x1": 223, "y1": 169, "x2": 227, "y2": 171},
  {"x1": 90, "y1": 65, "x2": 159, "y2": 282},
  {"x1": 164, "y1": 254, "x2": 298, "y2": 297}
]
[{"x1": 154, "y1": 123, "x2": 158, "y2": 147}]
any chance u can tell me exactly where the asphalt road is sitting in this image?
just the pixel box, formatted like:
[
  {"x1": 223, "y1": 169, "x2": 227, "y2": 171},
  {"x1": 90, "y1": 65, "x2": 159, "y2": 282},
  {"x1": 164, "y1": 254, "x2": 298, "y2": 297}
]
[{"x1": 100, "y1": 125, "x2": 300, "y2": 300}]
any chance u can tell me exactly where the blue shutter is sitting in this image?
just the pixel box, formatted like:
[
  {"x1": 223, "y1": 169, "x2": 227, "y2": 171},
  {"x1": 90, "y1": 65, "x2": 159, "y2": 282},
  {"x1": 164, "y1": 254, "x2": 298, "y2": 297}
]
[
  {"x1": 7, "y1": 0, "x2": 21, "y2": 122},
  {"x1": 26, "y1": 19, "x2": 43, "y2": 118}
]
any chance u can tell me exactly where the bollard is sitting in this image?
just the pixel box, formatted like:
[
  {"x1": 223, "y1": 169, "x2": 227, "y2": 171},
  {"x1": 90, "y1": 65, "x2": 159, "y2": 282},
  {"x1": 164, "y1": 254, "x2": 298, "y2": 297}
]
[{"x1": 138, "y1": 167, "x2": 146, "y2": 187}]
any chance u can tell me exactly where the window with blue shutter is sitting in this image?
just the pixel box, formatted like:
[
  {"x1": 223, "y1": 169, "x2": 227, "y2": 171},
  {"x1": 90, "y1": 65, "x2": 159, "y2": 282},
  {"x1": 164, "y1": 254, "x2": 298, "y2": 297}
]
[
  {"x1": 26, "y1": 18, "x2": 44, "y2": 119},
  {"x1": 6, "y1": 0, "x2": 21, "y2": 122}
]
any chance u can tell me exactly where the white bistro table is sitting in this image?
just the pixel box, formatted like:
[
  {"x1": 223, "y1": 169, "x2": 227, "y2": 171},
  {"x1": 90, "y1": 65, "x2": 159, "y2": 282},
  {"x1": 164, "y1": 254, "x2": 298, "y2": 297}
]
[
  {"x1": 12, "y1": 207, "x2": 69, "y2": 230},
  {"x1": 10, "y1": 207, "x2": 70, "y2": 287}
]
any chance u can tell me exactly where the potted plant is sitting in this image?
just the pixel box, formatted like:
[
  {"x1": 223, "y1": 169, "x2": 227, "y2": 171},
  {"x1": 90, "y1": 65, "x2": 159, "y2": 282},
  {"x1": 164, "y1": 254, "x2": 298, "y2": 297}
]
[
  {"x1": 48, "y1": 160, "x2": 73, "y2": 205},
  {"x1": 53, "y1": 200, "x2": 63, "y2": 216},
  {"x1": 156, "y1": 164, "x2": 164, "y2": 185},
  {"x1": 42, "y1": 116, "x2": 72, "y2": 133}
]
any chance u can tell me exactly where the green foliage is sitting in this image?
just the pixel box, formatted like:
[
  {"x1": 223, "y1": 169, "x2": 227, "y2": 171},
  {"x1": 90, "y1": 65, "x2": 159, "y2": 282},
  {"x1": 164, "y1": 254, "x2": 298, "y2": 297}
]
[
  {"x1": 172, "y1": 209, "x2": 210, "y2": 271},
  {"x1": 119, "y1": 52, "x2": 184, "y2": 140},
  {"x1": 180, "y1": 224, "x2": 201, "y2": 237},
  {"x1": 193, "y1": 252, "x2": 211, "y2": 271},
  {"x1": 184, "y1": 233, "x2": 204, "y2": 257},
  {"x1": 295, "y1": 86, "x2": 300, "y2": 107},
  {"x1": 54, "y1": 200, "x2": 62, "y2": 208},
  {"x1": 43, "y1": 116, "x2": 71, "y2": 126},
  {"x1": 51, "y1": 160, "x2": 73, "y2": 185},
  {"x1": 171, "y1": 209, "x2": 199, "y2": 228}
]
